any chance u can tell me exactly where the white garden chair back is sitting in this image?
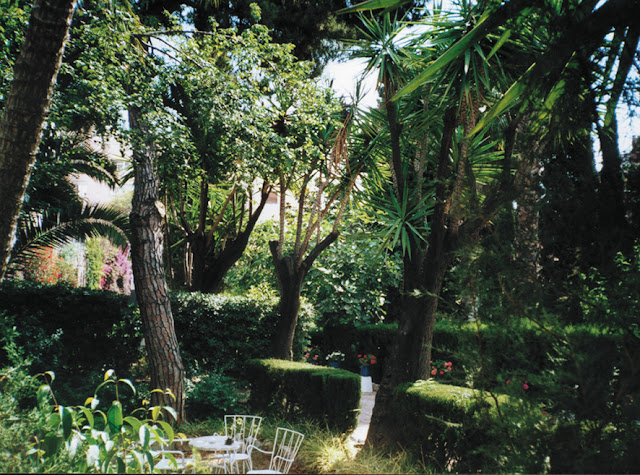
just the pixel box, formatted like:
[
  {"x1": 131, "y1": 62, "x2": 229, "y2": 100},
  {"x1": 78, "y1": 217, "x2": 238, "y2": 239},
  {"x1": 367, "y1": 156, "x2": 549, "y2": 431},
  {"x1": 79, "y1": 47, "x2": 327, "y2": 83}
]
[
  {"x1": 154, "y1": 449, "x2": 195, "y2": 473},
  {"x1": 247, "y1": 427, "x2": 304, "y2": 474},
  {"x1": 221, "y1": 414, "x2": 263, "y2": 472}
]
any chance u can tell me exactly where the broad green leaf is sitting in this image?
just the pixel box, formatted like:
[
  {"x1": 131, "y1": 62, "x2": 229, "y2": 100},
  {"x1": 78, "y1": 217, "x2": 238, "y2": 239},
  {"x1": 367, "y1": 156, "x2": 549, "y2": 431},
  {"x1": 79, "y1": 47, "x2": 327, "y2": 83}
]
[
  {"x1": 118, "y1": 378, "x2": 136, "y2": 396},
  {"x1": 139, "y1": 424, "x2": 150, "y2": 449},
  {"x1": 107, "y1": 401, "x2": 123, "y2": 432},
  {"x1": 44, "y1": 370, "x2": 55, "y2": 382},
  {"x1": 124, "y1": 416, "x2": 143, "y2": 432},
  {"x1": 80, "y1": 407, "x2": 95, "y2": 429},
  {"x1": 43, "y1": 432, "x2": 62, "y2": 457},
  {"x1": 158, "y1": 420, "x2": 174, "y2": 443},
  {"x1": 60, "y1": 405, "x2": 72, "y2": 440},
  {"x1": 163, "y1": 406, "x2": 178, "y2": 422},
  {"x1": 151, "y1": 405, "x2": 161, "y2": 421},
  {"x1": 37, "y1": 385, "x2": 51, "y2": 405}
]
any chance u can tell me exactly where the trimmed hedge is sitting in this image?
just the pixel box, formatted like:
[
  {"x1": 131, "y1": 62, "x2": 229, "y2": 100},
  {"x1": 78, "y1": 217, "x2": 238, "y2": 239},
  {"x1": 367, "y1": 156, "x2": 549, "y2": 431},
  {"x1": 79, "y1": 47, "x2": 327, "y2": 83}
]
[
  {"x1": 0, "y1": 281, "x2": 141, "y2": 376},
  {"x1": 246, "y1": 358, "x2": 361, "y2": 432},
  {"x1": 388, "y1": 380, "x2": 515, "y2": 472},
  {"x1": 170, "y1": 292, "x2": 314, "y2": 376}
]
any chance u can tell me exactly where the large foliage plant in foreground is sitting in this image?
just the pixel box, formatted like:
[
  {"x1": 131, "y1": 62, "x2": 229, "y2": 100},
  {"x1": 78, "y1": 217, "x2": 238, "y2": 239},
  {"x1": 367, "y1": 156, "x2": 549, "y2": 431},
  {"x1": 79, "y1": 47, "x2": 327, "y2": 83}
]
[{"x1": 0, "y1": 365, "x2": 183, "y2": 474}]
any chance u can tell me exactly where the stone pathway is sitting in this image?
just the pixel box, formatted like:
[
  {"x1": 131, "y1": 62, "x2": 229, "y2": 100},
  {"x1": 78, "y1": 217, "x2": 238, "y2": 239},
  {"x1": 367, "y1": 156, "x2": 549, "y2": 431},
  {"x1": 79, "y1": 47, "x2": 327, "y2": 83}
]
[{"x1": 350, "y1": 384, "x2": 377, "y2": 445}]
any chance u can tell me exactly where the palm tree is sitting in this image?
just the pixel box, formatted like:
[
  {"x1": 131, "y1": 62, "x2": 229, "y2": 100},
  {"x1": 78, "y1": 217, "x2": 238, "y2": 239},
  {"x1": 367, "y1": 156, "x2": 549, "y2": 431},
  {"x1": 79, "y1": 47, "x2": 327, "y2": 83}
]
[{"x1": 346, "y1": 4, "x2": 536, "y2": 446}]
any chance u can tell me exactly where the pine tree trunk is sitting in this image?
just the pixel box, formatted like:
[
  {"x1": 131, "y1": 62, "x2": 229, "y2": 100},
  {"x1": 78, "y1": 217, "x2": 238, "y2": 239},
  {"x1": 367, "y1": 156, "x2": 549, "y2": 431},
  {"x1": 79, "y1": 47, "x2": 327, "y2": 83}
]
[
  {"x1": 129, "y1": 107, "x2": 186, "y2": 422},
  {"x1": 0, "y1": 0, "x2": 76, "y2": 279}
]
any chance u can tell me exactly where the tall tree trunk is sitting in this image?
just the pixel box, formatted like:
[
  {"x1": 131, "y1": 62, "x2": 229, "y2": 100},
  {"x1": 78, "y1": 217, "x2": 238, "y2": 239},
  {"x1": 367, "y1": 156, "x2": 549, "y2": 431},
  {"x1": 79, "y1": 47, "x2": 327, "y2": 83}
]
[
  {"x1": 269, "y1": 253, "x2": 305, "y2": 360},
  {"x1": 0, "y1": 0, "x2": 76, "y2": 280},
  {"x1": 367, "y1": 106, "x2": 458, "y2": 446},
  {"x1": 129, "y1": 107, "x2": 186, "y2": 422},
  {"x1": 269, "y1": 231, "x2": 339, "y2": 359}
]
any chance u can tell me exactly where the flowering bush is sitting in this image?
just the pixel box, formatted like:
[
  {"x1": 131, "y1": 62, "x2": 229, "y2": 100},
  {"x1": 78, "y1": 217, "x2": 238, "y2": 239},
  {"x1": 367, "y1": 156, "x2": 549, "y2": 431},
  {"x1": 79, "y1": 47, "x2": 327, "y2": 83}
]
[
  {"x1": 326, "y1": 351, "x2": 345, "y2": 363},
  {"x1": 100, "y1": 246, "x2": 132, "y2": 294},
  {"x1": 302, "y1": 345, "x2": 322, "y2": 364},
  {"x1": 358, "y1": 354, "x2": 376, "y2": 366},
  {"x1": 430, "y1": 360, "x2": 453, "y2": 377},
  {"x1": 23, "y1": 247, "x2": 76, "y2": 286}
]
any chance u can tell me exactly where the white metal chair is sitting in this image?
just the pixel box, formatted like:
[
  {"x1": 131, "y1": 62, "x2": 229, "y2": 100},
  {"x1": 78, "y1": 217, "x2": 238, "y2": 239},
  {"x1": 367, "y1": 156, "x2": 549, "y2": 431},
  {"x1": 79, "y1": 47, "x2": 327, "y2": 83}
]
[
  {"x1": 218, "y1": 414, "x2": 263, "y2": 473},
  {"x1": 154, "y1": 449, "x2": 195, "y2": 473},
  {"x1": 246, "y1": 427, "x2": 304, "y2": 474}
]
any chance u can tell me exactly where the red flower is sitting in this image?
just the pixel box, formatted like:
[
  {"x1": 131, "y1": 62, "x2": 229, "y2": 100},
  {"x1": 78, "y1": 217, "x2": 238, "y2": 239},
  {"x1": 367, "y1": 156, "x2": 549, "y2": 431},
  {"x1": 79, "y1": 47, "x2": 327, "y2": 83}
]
[{"x1": 431, "y1": 369, "x2": 437, "y2": 376}]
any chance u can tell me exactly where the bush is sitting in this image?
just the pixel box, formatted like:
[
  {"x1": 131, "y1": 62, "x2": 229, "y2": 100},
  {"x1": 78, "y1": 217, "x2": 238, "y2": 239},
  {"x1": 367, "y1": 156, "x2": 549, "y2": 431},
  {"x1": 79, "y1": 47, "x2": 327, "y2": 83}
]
[
  {"x1": 170, "y1": 291, "x2": 315, "y2": 377},
  {"x1": 0, "y1": 281, "x2": 141, "y2": 405},
  {"x1": 185, "y1": 371, "x2": 243, "y2": 420},
  {"x1": 0, "y1": 368, "x2": 185, "y2": 473},
  {"x1": 387, "y1": 380, "x2": 549, "y2": 473},
  {"x1": 246, "y1": 359, "x2": 361, "y2": 432}
]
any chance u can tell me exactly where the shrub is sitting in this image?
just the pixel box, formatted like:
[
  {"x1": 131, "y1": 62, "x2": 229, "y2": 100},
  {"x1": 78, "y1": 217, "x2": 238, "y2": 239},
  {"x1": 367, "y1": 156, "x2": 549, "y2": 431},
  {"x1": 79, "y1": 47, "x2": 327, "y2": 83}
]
[
  {"x1": 246, "y1": 359, "x2": 361, "y2": 432},
  {"x1": 387, "y1": 380, "x2": 548, "y2": 473},
  {"x1": 0, "y1": 281, "x2": 142, "y2": 405},
  {"x1": 0, "y1": 368, "x2": 184, "y2": 474},
  {"x1": 170, "y1": 291, "x2": 315, "y2": 377},
  {"x1": 185, "y1": 371, "x2": 243, "y2": 420}
]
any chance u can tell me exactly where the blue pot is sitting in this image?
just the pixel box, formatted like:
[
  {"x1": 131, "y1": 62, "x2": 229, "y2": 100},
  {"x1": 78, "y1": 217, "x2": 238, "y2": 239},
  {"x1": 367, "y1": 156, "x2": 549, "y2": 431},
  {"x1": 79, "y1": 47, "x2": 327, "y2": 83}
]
[
  {"x1": 360, "y1": 366, "x2": 370, "y2": 377},
  {"x1": 329, "y1": 362, "x2": 341, "y2": 368}
]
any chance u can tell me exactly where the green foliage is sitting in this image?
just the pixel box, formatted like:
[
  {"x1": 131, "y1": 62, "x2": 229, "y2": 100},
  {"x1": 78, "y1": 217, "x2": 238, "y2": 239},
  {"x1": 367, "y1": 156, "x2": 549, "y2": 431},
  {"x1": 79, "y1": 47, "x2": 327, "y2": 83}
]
[
  {"x1": 388, "y1": 380, "x2": 549, "y2": 473},
  {"x1": 170, "y1": 291, "x2": 315, "y2": 376},
  {"x1": 304, "y1": 226, "x2": 402, "y2": 328},
  {"x1": 0, "y1": 281, "x2": 141, "y2": 405},
  {"x1": 226, "y1": 219, "x2": 402, "y2": 329},
  {"x1": 184, "y1": 371, "x2": 242, "y2": 420},
  {"x1": 85, "y1": 236, "x2": 115, "y2": 290},
  {"x1": 0, "y1": 368, "x2": 183, "y2": 473},
  {"x1": 246, "y1": 359, "x2": 361, "y2": 432}
]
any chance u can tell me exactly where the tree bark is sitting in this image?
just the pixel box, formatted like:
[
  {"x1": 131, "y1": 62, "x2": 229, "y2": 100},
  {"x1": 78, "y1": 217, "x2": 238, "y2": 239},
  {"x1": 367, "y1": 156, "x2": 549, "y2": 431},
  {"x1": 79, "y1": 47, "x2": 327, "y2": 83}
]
[
  {"x1": 187, "y1": 186, "x2": 270, "y2": 293},
  {"x1": 269, "y1": 231, "x2": 339, "y2": 359},
  {"x1": 129, "y1": 106, "x2": 186, "y2": 422},
  {"x1": 0, "y1": 0, "x2": 76, "y2": 280}
]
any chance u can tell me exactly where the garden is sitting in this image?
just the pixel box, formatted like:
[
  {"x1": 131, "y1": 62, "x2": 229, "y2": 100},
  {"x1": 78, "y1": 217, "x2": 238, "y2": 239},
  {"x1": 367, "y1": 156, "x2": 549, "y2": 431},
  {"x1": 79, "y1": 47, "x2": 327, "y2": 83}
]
[{"x1": 0, "y1": 0, "x2": 639, "y2": 473}]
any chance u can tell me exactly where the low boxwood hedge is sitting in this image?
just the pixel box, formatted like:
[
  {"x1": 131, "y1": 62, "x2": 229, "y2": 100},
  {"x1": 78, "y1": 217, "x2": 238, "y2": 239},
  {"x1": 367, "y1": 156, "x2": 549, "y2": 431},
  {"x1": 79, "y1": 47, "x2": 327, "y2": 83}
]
[
  {"x1": 246, "y1": 358, "x2": 361, "y2": 432},
  {"x1": 388, "y1": 379, "x2": 515, "y2": 472}
]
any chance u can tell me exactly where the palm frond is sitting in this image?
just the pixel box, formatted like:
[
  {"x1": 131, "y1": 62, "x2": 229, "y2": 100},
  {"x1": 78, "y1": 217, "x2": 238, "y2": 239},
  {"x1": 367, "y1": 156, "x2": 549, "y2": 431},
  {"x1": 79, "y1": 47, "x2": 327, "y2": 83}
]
[{"x1": 9, "y1": 204, "x2": 130, "y2": 271}]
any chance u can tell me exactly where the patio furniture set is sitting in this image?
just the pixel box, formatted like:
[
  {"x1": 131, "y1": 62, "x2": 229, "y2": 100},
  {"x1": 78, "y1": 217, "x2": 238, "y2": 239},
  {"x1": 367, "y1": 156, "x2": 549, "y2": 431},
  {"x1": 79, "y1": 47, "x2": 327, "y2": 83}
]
[{"x1": 154, "y1": 414, "x2": 304, "y2": 474}]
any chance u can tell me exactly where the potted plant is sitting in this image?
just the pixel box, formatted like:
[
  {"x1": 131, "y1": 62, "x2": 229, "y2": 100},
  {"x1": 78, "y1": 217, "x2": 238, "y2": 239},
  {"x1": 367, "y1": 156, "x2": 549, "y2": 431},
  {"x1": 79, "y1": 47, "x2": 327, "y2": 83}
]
[
  {"x1": 358, "y1": 354, "x2": 376, "y2": 376},
  {"x1": 326, "y1": 351, "x2": 345, "y2": 368}
]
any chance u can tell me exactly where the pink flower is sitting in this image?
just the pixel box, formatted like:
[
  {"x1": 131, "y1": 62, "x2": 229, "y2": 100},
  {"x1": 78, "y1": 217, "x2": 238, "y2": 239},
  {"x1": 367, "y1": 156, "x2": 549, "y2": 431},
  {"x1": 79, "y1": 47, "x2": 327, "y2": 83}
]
[
  {"x1": 506, "y1": 379, "x2": 511, "y2": 384},
  {"x1": 439, "y1": 370, "x2": 444, "y2": 375},
  {"x1": 431, "y1": 369, "x2": 437, "y2": 376},
  {"x1": 523, "y1": 382, "x2": 529, "y2": 390}
]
